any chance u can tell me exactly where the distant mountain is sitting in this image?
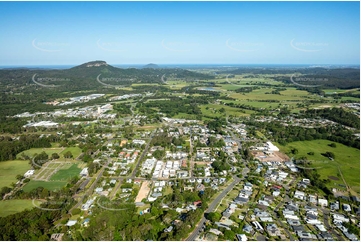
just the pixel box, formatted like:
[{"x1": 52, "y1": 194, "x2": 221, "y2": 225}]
[
  {"x1": 0, "y1": 60, "x2": 215, "y2": 91},
  {"x1": 73, "y1": 60, "x2": 108, "y2": 68},
  {"x1": 142, "y1": 63, "x2": 160, "y2": 69}
]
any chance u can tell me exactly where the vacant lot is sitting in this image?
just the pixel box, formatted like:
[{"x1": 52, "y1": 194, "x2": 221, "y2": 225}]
[
  {"x1": 0, "y1": 160, "x2": 31, "y2": 188},
  {"x1": 277, "y1": 139, "x2": 360, "y2": 194},
  {"x1": 0, "y1": 200, "x2": 35, "y2": 217},
  {"x1": 23, "y1": 180, "x2": 67, "y2": 192},
  {"x1": 135, "y1": 181, "x2": 151, "y2": 203}
]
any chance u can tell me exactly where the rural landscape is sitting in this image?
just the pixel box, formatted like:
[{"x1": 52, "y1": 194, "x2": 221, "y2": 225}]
[{"x1": 0, "y1": 60, "x2": 359, "y2": 241}]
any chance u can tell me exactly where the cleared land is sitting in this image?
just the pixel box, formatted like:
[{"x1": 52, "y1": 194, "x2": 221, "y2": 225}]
[
  {"x1": 276, "y1": 139, "x2": 360, "y2": 194},
  {"x1": 135, "y1": 181, "x2": 151, "y2": 203},
  {"x1": 0, "y1": 160, "x2": 31, "y2": 188},
  {"x1": 0, "y1": 200, "x2": 36, "y2": 217}
]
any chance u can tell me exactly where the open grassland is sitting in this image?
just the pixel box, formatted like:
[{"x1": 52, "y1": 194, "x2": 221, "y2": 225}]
[
  {"x1": 0, "y1": 200, "x2": 36, "y2": 217},
  {"x1": 276, "y1": 139, "x2": 360, "y2": 194},
  {"x1": 23, "y1": 180, "x2": 67, "y2": 192},
  {"x1": 229, "y1": 88, "x2": 313, "y2": 102},
  {"x1": 0, "y1": 160, "x2": 31, "y2": 188},
  {"x1": 50, "y1": 164, "x2": 81, "y2": 181},
  {"x1": 200, "y1": 104, "x2": 255, "y2": 118}
]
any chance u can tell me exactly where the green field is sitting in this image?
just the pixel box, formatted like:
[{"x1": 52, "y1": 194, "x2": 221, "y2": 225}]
[
  {"x1": 50, "y1": 164, "x2": 81, "y2": 181},
  {"x1": 16, "y1": 148, "x2": 64, "y2": 159},
  {"x1": 0, "y1": 160, "x2": 31, "y2": 188},
  {"x1": 276, "y1": 139, "x2": 360, "y2": 194},
  {"x1": 0, "y1": 200, "x2": 36, "y2": 217},
  {"x1": 60, "y1": 147, "x2": 82, "y2": 159},
  {"x1": 23, "y1": 180, "x2": 67, "y2": 192}
]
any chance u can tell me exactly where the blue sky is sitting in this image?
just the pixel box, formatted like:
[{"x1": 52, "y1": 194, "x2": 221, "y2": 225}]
[{"x1": 0, "y1": 1, "x2": 359, "y2": 65}]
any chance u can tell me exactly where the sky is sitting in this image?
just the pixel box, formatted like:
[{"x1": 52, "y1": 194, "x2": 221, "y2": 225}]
[{"x1": 0, "y1": 1, "x2": 359, "y2": 65}]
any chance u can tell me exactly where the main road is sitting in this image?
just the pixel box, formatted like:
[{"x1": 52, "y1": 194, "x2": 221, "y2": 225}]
[{"x1": 186, "y1": 175, "x2": 241, "y2": 241}]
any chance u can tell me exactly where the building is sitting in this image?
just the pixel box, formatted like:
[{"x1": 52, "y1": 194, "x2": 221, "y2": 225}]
[
  {"x1": 80, "y1": 167, "x2": 88, "y2": 176},
  {"x1": 318, "y1": 198, "x2": 328, "y2": 207},
  {"x1": 24, "y1": 170, "x2": 35, "y2": 178},
  {"x1": 236, "y1": 234, "x2": 248, "y2": 241}
]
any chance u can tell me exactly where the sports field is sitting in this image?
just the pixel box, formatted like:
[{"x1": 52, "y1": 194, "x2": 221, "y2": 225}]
[
  {"x1": 50, "y1": 164, "x2": 81, "y2": 181},
  {"x1": 22, "y1": 180, "x2": 67, "y2": 192}
]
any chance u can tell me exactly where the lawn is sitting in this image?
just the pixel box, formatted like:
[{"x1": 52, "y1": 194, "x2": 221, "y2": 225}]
[
  {"x1": 0, "y1": 160, "x2": 31, "y2": 188},
  {"x1": 23, "y1": 180, "x2": 67, "y2": 192},
  {"x1": 276, "y1": 139, "x2": 360, "y2": 194},
  {"x1": 50, "y1": 164, "x2": 81, "y2": 181},
  {"x1": 0, "y1": 200, "x2": 36, "y2": 217},
  {"x1": 60, "y1": 147, "x2": 82, "y2": 159}
]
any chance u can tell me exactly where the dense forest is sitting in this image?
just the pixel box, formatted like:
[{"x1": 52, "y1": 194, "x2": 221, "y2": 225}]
[{"x1": 0, "y1": 134, "x2": 54, "y2": 161}]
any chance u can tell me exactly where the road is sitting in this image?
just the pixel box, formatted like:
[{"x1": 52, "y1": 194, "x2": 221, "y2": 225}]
[
  {"x1": 131, "y1": 130, "x2": 156, "y2": 179},
  {"x1": 186, "y1": 175, "x2": 241, "y2": 241},
  {"x1": 69, "y1": 166, "x2": 105, "y2": 213}
]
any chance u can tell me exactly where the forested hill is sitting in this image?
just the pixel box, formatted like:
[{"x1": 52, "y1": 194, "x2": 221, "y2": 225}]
[{"x1": 0, "y1": 60, "x2": 215, "y2": 89}]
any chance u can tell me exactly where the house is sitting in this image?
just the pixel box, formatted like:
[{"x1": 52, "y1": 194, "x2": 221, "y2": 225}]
[
  {"x1": 243, "y1": 224, "x2": 253, "y2": 234},
  {"x1": 342, "y1": 203, "x2": 352, "y2": 212},
  {"x1": 297, "y1": 231, "x2": 314, "y2": 240},
  {"x1": 309, "y1": 195, "x2": 317, "y2": 204},
  {"x1": 79, "y1": 167, "x2": 88, "y2": 177},
  {"x1": 252, "y1": 221, "x2": 264, "y2": 231},
  {"x1": 50, "y1": 233, "x2": 64, "y2": 241},
  {"x1": 330, "y1": 201, "x2": 340, "y2": 211},
  {"x1": 294, "y1": 190, "x2": 305, "y2": 200},
  {"x1": 164, "y1": 226, "x2": 173, "y2": 233},
  {"x1": 266, "y1": 223, "x2": 281, "y2": 236},
  {"x1": 236, "y1": 234, "x2": 248, "y2": 241},
  {"x1": 318, "y1": 198, "x2": 328, "y2": 207},
  {"x1": 209, "y1": 229, "x2": 223, "y2": 236},
  {"x1": 24, "y1": 170, "x2": 35, "y2": 178},
  {"x1": 66, "y1": 220, "x2": 77, "y2": 226}
]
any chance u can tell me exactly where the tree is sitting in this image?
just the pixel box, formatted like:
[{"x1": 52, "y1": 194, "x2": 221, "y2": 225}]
[
  {"x1": 63, "y1": 151, "x2": 73, "y2": 159},
  {"x1": 51, "y1": 153, "x2": 60, "y2": 160},
  {"x1": 206, "y1": 212, "x2": 221, "y2": 223}
]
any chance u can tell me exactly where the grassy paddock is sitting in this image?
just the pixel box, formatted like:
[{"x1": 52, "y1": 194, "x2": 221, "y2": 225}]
[
  {"x1": 0, "y1": 200, "x2": 36, "y2": 217},
  {"x1": 276, "y1": 139, "x2": 360, "y2": 194},
  {"x1": 0, "y1": 160, "x2": 31, "y2": 188}
]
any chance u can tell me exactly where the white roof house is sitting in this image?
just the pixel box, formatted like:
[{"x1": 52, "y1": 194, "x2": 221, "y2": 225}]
[{"x1": 318, "y1": 198, "x2": 328, "y2": 207}]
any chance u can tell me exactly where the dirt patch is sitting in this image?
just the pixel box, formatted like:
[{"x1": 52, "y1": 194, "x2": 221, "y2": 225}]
[
  {"x1": 274, "y1": 151, "x2": 290, "y2": 161},
  {"x1": 135, "y1": 181, "x2": 151, "y2": 203},
  {"x1": 328, "y1": 176, "x2": 340, "y2": 181}
]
